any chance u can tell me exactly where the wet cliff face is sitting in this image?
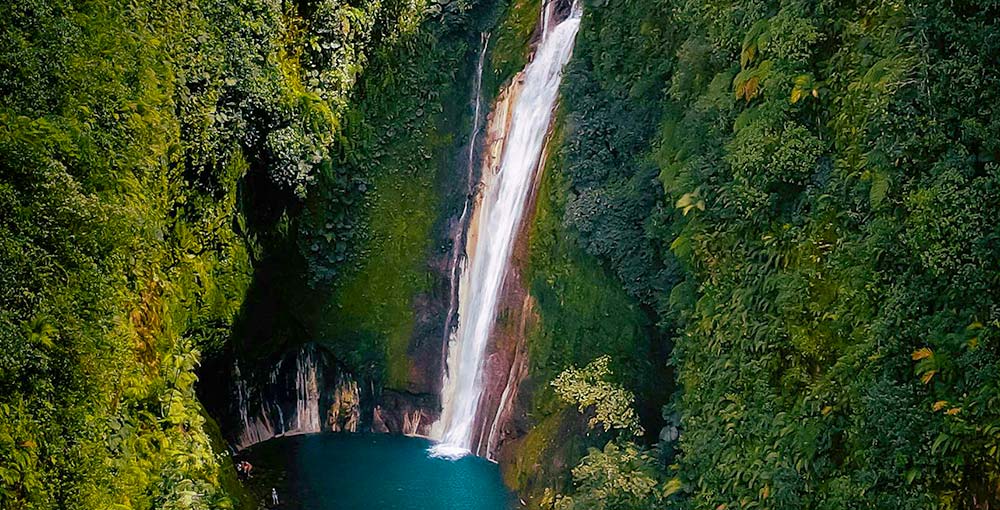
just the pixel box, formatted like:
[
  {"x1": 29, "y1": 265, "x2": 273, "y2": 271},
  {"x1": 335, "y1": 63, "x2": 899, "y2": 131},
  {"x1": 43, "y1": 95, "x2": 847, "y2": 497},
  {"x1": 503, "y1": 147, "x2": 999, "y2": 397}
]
[
  {"x1": 372, "y1": 390, "x2": 440, "y2": 437},
  {"x1": 225, "y1": 344, "x2": 362, "y2": 449},
  {"x1": 200, "y1": 28, "x2": 497, "y2": 453},
  {"x1": 211, "y1": 343, "x2": 441, "y2": 450}
]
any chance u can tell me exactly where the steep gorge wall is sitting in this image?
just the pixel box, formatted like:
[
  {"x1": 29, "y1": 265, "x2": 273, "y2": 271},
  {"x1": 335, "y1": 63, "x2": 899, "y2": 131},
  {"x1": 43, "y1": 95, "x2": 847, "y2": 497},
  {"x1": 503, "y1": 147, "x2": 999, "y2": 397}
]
[
  {"x1": 229, "y1": 344, "x2": 362, "y2": 449},
  {"x1": 217, "y1": 343, "x2": 440, "y2": 451},
  {"x1": 202, "y1": 0, "x2": 512, "y2": 451},
  {"x1": 203, "y1": 5, "x2": 622, "y2": 502},
  {"x1": 489, "y1": 119, "x2": 658, "y2": 506}
]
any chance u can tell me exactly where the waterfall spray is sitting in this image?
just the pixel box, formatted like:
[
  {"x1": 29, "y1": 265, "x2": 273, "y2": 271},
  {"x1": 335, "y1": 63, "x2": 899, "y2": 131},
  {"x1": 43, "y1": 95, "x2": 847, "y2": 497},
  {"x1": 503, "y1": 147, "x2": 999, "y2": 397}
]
[{"x1": 430, "y1": 4, "x2": 582, "y2": 460}]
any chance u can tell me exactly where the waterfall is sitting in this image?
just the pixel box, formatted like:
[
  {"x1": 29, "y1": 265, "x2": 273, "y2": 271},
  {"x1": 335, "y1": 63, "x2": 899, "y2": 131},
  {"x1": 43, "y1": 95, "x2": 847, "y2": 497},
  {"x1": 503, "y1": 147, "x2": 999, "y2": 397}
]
[{"x1": 430, "y1": 4, "x2": 582, "y2": 460}]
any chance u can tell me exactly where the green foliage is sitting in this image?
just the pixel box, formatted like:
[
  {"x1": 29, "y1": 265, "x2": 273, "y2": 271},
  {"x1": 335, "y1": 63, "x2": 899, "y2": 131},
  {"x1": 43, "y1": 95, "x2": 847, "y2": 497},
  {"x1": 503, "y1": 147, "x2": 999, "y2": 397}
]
[
  {"x1": 300, "y1": 0, "x2": 497, "y2": 386},
  {"x1": 547, "y1": 0, "x2": 1000, "y2": 508},
  {"x1": 552, "y1": 441, "x2": 674, "y2": 510},
  {"x1": 0, "y1": 0, "x2": 429, "y2": 506},
  {"x1": 558, "y1": 0, "x2": 681, "y2": 314},
  {"x1": 509, "y1": 107, "x2": 658, "y2": 505},
  {"x1": 553, "y1": 356, "x2": 643, "y2": 436},
  {"x1": 295, "y1": 0, "x2": 434, "y2": 286},
  {"x1": 0, "y1": 0, "x2": 257, "y2": 505},
  {"x1": 489, "y1": 0, "x2": 542, "y2": 84},
  {"x1": 525, "y1": 121, "x2": 652, "y2": 391},
  {"x1": 327, "y1": 163, "x2": 439, "y2": 385}
]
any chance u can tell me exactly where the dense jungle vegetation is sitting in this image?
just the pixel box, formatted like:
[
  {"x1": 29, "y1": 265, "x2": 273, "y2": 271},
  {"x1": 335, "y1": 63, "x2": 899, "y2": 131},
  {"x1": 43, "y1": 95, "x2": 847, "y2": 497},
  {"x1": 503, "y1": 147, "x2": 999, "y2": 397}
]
[
  {"x1": 2, "y1": 0, "x2": 1000, "y2": 509},
  {"x1": 0, "y1": 0, "x2": 480, "y2": 506},
  {"x1": 545, "y1": 0, "x2": 1000, "y2": 509}
]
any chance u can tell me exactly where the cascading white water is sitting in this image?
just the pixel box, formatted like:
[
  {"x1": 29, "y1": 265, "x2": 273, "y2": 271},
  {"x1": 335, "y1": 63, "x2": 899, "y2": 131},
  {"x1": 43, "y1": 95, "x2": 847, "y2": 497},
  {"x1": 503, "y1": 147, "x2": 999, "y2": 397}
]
[{"x1": 430, "y1": 4, "x2": 582, "y2": 460}]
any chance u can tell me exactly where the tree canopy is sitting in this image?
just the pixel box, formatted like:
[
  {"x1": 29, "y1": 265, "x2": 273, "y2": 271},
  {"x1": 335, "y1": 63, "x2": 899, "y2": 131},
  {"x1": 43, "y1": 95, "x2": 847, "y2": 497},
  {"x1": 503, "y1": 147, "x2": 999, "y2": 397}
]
[{"x1": 548, "y1": 0, "x2": 1000, "y2": 508}]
